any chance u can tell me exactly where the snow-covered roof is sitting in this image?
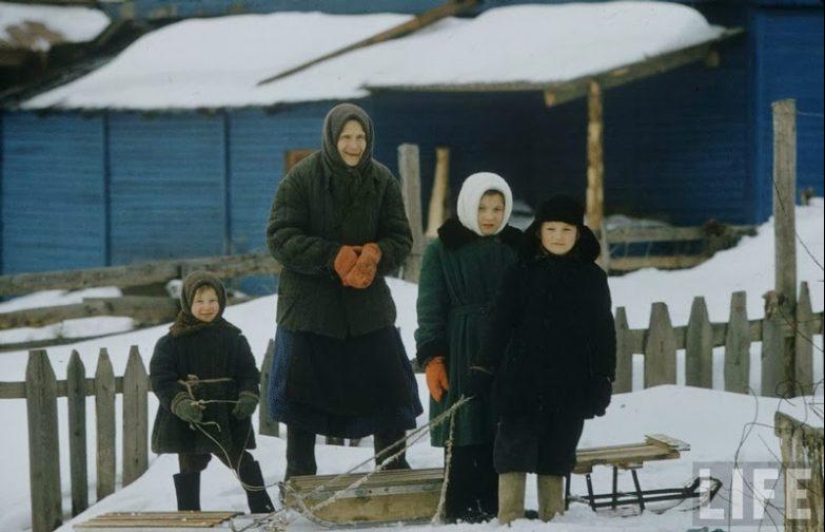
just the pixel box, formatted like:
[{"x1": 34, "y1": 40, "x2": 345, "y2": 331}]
[
  {"x1": 21, "y1": 2, "x2": 727, "y2": 111},
  {"x1": 0, "y1": 2, "x2": 109, "y2": 52}
]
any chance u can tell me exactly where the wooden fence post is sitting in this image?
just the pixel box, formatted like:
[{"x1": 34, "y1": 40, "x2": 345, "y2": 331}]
[
  {"x1": 259, "y1": 339, "x2": 279, "y2": 437},
  {"x1": 613, "y1": 307, "x2": 632, "y2": 393},
  {"x1": 425, "y1": 147, "x2": 451, "y2": 239},
  {"x1": 685, "y1": 297, "x2": 713, "y2": 389},
  {"x1": 26, "y1": 350, "x2": 62, "y2": 532},
  {"x1": 762, "y1": 298, "x2": 786, "y2": 398},
  {"x1": 67, "y1": 350, "x2": 88, "y2": 516},
  {"x1": 772, "y1": 98, "x2": 798, "y2": 397},
  {"x1": 644, "y1": 303, "x2": 677, "y2": 388},
  {"x1": 96, "y1": 348, "x2": 117, "y2": 500},
  {"x1": 794, "y1": 282, "x2": 814, "y2": 396},
  {"x1": 399, "y1": 143, "x2": 425, "y2": 283},
  {"x1": 725, "y1": 291, "x2": 750, "y2": 394},
  {"x1": 122, "y1": 346, "x2": 148, "y2": 487}
]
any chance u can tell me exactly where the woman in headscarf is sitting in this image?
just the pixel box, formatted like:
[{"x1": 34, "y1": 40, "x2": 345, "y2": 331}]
[{"x1": 265, "y1": 103, "x2": 422, "y2": 479}]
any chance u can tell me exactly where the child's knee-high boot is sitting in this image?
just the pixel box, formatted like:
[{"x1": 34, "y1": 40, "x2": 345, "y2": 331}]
[
  {"x1": 537, "y1": 475, "x2": 565, "y2": 522},
  {"x1": 173, "y1": 472, "x2": 201, "y2": 511},
  {"x1": 239, "y1": 461, "x2": 275, "y2": 514},
  {"x1": 498, "y1": 472, "x2": 526, "y2": 525},
  {"x1": 373, "y1": 430, "x2": 411, "y2": 470}
]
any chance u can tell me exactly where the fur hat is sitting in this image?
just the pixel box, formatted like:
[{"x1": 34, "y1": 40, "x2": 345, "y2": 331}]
[
  {"x1": 180, "y1": 270, "x2": 227, "y2": 319},
  {"x1": 533, "y1": 194, "x2": 584, "y2": 226},
  {"x1": 456, "y1": 172, "x2": 514, "y2": 236}
]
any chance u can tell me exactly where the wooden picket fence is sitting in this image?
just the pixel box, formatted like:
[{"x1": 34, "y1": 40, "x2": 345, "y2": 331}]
[
  {"x1": 774, "y1": 411, "x2": 824, "y2": 531},
  {"x1": 612, "y1": 281, "x2": 822, "y2": 397},
  {"x1": 0, "y1": 345, "x2": 274, "y2": 532},
  {"x1": 0, "y1": 283, "x2": 821, "y2": 532}
]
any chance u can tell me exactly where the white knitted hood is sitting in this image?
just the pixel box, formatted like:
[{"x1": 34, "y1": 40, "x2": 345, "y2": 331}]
[{"x1": 456, "y1": 172, "x2": 513, "y2": 236}]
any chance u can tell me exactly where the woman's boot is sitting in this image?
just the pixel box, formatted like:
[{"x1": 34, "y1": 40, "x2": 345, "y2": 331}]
[
  {"x1": 537, "y1": 475, "x2": 565, "y2": 522},
  {"x1": 497, "y1": 472, "x2": 526, "y2": 525},
  {"x1": 238, "y1": 461, "x2": 275, "y2": 514},
  {"x1": 173, "y1": 472, "x2": 201, "y2": 511},
  {"x1": 285, "y1": 425, "x2": 317, "y2": 480}
]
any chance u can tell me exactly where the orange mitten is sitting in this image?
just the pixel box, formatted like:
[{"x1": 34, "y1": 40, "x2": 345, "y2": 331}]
[
  {"x1": 334, "y1": 245, "x2": 360, "y2": 284},
  {"x1": 343, "y1": 243, "x2": 382, "y2": 289},
  {"x1": 425, "y1": 356, "x2": 450, "y2": 403}
]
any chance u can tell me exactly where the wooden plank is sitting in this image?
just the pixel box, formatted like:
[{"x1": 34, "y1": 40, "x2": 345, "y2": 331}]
[
  {"x1": 257, "y1": 0, "x2": 479, "y2": 85},
  {"x1": 644, "y1": 303, "x2": 676, "y2": 388},
  {"x1": 773, "y1": 99, "x2": 798, "y2": 310},
  {"x1": 425, "y1": 147, "x2": 451, "y2": 239},
  {"x1": 685, "y1": 297, "x2": 713, "y2": 389},
  {"x1": 0, "y1": 253, "x2": 281, "y2": 297},
  {"x1": 26, "y1": 350, "x2": 63, "y2": 532},
  {"x1": 67, "y1": 351, "x2": 89, "y2": 517},
  {"x1": 399, "y1": 143, "x2": 424, "y2": 283},
  {"x1": 75, "y1": 511, "x2": 239, "y2": 529},
  {"x1": 613, "y1": 307, "x2": 633, "y2": 394},
  {"x1": 258, "y1": 339, "x2": 279, "y2": 437},
  {"x1": 762, "y1": 308, "x2": 785, "y2": 398},
  {"x1": 645, "y1": 434, "x2": 690, "y2": 451},
  {"x1": 1, "y1": 375, "x2": 138, "y2": 400},
  {"x1": 609, "y1": 255, "x2": 707, "y2": 272},
  {"x1": 724, "y1": 291, "x2": 750, "y2": 394},
  {"x1": 122, "y1": 346, "x2": 148, "y2": 487},
  {"x1": 0, "y1": 296, "x2": 178, "y2": 329},
  {"x1": 586, "y1": 80, "x2": 604, "y2": 233},
  {"x1": 795, "y1": 282, "x2": 815, "y2": 395},
  {"x1": 96, "y1": 348, "x2": 117, "y2": 501},
  {"x1": 606, "y1": 224, "x2": 755, "y2": 244}
]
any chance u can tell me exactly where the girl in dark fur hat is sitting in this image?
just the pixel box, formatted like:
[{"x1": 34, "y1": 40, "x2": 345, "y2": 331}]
[
  {"x1": 150, "y1": 271, "x2": 274, "y2": 514},
  {"x1": 466, "y1": 194, "x2": 616, "y2": 524}
]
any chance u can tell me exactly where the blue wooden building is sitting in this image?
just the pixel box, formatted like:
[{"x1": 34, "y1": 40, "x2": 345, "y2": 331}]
[{"x1": 0, "y1": 0, "x2": 822, "y2": 281}]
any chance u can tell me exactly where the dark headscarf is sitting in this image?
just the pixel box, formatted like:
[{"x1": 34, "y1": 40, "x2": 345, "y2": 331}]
[
  {"x1": 170, "y1": 270, "x2": 240, "y2": 337},
  {"x1": 321, "y1": 102, "x2": 375, "y2": 176},
  {"x1": 522, "y1": 194, "x2": 601, "y2": 262}
]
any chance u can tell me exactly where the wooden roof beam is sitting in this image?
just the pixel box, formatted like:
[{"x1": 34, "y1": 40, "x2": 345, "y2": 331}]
[{"x1": 544, "y1": 28, "x2": 743, "y2": 107}]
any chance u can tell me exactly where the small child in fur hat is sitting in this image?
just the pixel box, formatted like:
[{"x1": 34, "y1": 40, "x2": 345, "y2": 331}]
[
  {"x1": 466, "y1": 194, "x2": 616, "y2": 524},
  {"x1": 414, "y1": 171, "x2": 522, "y2": 523},
  {"x1": 149, "y1": 271, "x2": 274, "y2": 514}
]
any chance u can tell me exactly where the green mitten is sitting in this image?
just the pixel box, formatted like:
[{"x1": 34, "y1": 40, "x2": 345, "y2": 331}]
[
  {"x1": 232, "y1": 391, "x2": 259, "y2": 420},
  {"x1": 172, "y1": 392, "x2": 204, "y2": 423}
]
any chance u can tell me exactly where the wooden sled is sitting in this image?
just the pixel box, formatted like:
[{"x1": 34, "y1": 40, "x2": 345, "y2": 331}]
[
  {"x1": 566, "y1": 433, "x2": 720, "y2": 513},
  {"x1": 73, "y1": 511, "x2": 245, "y2": 530},
  {"x1": 280, "y1": 467, "x2": 444, "y2": 527}
]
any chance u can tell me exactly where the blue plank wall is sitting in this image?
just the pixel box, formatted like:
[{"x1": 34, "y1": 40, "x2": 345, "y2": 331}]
[
  {"x1": 227, "y1": 103, "x2": 329, "y2": 294},
  {"x1": 107, "y1": 112, "x2": 226, "y2": 264},
  {"x1": 0, "y1": 112, "x2": 106, "y2": 274},
  {"x1": 751, "y1": 5, "x2": 824, "y2": 222},
  {"x1": 371, "y1": 92, "x2": 536, "y2": 214}
]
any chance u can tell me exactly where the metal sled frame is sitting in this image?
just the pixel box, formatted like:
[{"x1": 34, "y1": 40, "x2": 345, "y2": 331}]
[{"x1": 565, "y1": 434, "x2": 713, "y2": 512}]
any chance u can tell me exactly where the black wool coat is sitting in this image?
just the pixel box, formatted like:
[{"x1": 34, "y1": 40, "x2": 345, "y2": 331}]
[
  {"x1": 150, "y1": 324, "x2": 260, "y2": 455},
  {"x1": 479, "y1": 227, "x2": 616, "y2": 420}
]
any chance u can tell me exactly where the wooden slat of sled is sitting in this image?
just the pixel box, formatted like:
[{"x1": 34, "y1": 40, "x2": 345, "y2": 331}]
[
  {"x1": 75, "y1": 511, "x2": 239, "y2": 529},
  {"x1": 573, "y1": 434, "x2": 689, "y2": 475},
  {"x1": 284, "y1": 468, "x2": 444, "y2": 524}
]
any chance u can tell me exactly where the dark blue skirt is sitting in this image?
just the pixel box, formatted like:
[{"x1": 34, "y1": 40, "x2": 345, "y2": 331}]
[{"x1": 268, "y1": 326, "x2": 423, "y2": 439}]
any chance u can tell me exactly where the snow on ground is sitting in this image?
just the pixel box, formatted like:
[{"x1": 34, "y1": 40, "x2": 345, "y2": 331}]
[
  {"x1": 0, "y1": 200, "x2": 822, "y2": 531},
  {"x1": 21, "y1": 2, "x2": 725, "y2": 110},
  {"x1": 0, "y1": 2, "x2": 109, "y2": 51}
]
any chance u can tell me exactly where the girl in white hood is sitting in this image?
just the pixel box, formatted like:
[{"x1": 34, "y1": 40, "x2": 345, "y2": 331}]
[{"x1": 414, "y1": 172, "x2": 522, "y2": 523}]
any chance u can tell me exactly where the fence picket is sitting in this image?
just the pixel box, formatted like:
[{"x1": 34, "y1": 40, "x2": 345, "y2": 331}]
[
  {"x1": 26, "y1": 350, "x2": 62, "y2": 532},
  {"x1": 644, "y1": 303, "x2": 676, "y2": 387},
  {"x1": 724, "y1": 292, "x2": 750, "y2": 394},
  {"x1": 95, "y1": 348, "x2": 117, "y2": 500},
  {"x1": 258, "y1": 339, "x2": 279, "y2": 437},
  {"x1": 685, "y1": 297, "x2": 713, "y2": 389},
  {"x1": 614, "y1": 307, "x2": 632, "y2": 393},
  {"x1": 795, "y1": 282, "x2": 815, "y2": 396},
  {"x1": 67, "y1": 351, "x2": 88, "y2": 516},
  {"x1": 762, "y1": 303, "x2": 785, "y2": 398},
  {"x1": 122, "y1": 346, "x2": 148, "y2": 487}
]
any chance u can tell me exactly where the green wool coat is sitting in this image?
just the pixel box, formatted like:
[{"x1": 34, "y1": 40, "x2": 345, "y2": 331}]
[
  {"x1": 266, "y1": 152, "x2": 413, "y2": 339},
  {"x1": 415, "y1": 219, "x2": 521, "y2": 447}
]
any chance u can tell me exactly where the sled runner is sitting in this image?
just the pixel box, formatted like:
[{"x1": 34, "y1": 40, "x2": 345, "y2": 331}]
[
  {"x1": 74, "y1": 511, "x2": 243, "y2": 530},
  {"x1": 566, "y1": 434, "x2": 721, "y2": 513}
]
